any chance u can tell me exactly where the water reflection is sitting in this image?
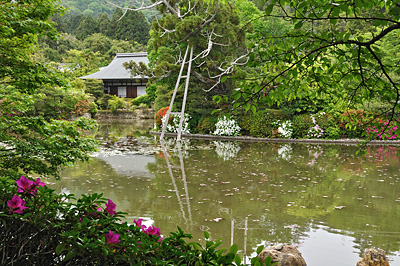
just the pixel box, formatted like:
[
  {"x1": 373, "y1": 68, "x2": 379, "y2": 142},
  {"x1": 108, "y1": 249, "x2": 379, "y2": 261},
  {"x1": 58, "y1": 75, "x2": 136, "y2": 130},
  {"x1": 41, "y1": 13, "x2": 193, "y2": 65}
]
[{"x1": 45, "y1": 122, "x2": 400, "y2": 266}]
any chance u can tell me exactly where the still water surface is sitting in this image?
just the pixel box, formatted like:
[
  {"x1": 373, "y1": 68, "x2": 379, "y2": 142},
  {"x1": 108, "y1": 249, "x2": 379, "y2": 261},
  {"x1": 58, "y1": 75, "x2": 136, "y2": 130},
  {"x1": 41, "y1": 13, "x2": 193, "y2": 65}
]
[{"x1": 46, "y1": 121, "x2": 400, "y2": 266}]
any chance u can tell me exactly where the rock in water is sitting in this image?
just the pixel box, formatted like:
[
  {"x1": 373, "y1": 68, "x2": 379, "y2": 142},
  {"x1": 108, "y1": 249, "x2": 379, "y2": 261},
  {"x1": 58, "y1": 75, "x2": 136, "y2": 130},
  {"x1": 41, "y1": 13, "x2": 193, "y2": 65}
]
[
  {"x1": 356, "y1": 248, "x2": 390, "y2": 266},
  {"x1": 258, "y1": 244, "x2": 307, "y2": 266}
]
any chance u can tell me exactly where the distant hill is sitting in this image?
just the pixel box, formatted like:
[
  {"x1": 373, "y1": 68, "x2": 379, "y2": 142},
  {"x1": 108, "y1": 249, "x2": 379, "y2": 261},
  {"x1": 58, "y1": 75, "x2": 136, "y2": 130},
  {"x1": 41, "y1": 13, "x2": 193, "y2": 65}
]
[{"x1": 59, "y1": 0, "x2": 158, "y2": 22}]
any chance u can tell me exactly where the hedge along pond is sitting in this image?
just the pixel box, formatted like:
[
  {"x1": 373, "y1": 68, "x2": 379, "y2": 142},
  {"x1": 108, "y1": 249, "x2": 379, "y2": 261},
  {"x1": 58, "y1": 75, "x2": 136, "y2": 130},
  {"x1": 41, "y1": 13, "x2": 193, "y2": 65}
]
[{"x1": 44, "y1": 121, "x2": 400, "y2": 266}]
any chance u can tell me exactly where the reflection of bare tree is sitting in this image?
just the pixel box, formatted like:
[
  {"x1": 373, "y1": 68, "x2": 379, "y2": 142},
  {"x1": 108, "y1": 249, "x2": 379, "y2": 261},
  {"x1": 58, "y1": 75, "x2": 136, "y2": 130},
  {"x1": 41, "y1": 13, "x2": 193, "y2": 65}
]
[{"x1": 160, "y1": 140, "x2": 193, "y2": 227}]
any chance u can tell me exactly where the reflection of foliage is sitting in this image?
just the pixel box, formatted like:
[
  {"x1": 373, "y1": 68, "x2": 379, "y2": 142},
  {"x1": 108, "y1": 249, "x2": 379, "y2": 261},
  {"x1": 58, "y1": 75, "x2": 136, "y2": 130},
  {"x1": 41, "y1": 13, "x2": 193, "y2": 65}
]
[
  {"x1": 307, "y1": 145, "x2": 324, "y2": 167},
  {"x1": 277, "y1": 144, "x2": 292, "y2": 161},
  {"x1": 213, "y1": 141, "x2": 241, "y2": 161},
  {"x1": 366, "y1": 146, "x2": 398, "y2": 164}
]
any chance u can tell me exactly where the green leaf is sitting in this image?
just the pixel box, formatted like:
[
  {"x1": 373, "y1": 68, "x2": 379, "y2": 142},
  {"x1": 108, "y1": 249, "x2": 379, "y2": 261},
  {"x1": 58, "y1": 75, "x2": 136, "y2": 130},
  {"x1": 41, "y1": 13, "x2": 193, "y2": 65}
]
[
  {"x1": 56, "y1": 243, "x2": 66, "y2": 255},
  {"x1": 211, "y1": 109, "x2": 220, "y2": 115},
  {"x1": 256, "y1": 245, "x2": 264, "y2": 254},
  {"x1": 265, "y1": 256, "x2": 272, "y2": 266},
  {"x1": 343, "y1": 32, "x2": 351, "y2": 42},
  {"x1": 235, "y1": 254, "x2": 242, "y2": 265},
  {"x1": 206, "y1": 240, "x2": 214, "y2": 248},
  {"x1": 230, "y1": 244, "x2": 239, "y2": 254},
  {"x1": 221, "y1": 75, "x2": 227, "y2": 83},
  {"x1": 204, "y1": 231, "x2": 210, "y2": 239},
  {"x1": 213, "y1": 95, "x2": 222, "y2": 104},
  {"x1": 251, "y1": 105, "x2": 257, "y2": 114},
  {"x1": 64, "y1": 251, "x2": 76, "y2": 262},
  {"x1": 264, "y1": 4, "x2": 274, "y2": 16},
  {"x1": 294, "y1": 21, "x2": 303, "y2": 29}
]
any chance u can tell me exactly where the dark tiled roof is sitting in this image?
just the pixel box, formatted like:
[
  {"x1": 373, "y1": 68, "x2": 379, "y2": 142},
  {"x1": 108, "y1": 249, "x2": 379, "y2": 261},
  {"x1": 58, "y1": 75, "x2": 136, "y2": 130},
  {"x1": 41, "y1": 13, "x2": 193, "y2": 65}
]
[{"x1": 79, "y1": 52, "x2": 149, "y2": 80}]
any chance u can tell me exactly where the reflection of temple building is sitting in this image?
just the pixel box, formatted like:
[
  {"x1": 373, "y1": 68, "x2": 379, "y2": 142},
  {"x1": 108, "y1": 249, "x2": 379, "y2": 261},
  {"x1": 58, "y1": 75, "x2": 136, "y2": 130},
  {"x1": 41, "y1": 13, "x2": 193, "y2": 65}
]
[{"x1": 96, "y1": 154, "x2": 155, "y2": 178}]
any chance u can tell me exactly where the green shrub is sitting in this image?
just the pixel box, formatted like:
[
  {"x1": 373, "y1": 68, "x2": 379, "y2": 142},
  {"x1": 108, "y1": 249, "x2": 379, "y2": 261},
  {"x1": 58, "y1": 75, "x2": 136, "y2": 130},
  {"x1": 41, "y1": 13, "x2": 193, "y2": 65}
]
[
  {"x1": 85, "y1": 78, "x2": 104, "y2": 100},
  {"x1": 325, "y1": 126, "x2": 341, "y2": 139},
  {"x1": 339, "y1": 110, "x2": 370, "y2": 138},
  {"x1": 108, "y1": 96, "x2": 126, "y2": 114},
  {"x1": 249, "y1": 109, "x2": 289, "y2": 138},
  {"x1": 292, "y1": 114, "x2": 312, "y2": 138},
  {"x1": 97, "y1": 94, "x2": 113, "y2": 110},
  {"x1": 197, "y1": 116, "x2": 218, "y2": 134},
  {"x1": 0, "y1": 175, "x2": 271, "y2": 265},
  {"x1": 89, "y1": 101, "x2": 98, "y2": 117},
  {"x1": 236, "y1": 114, "x2": 252, "y2": 136}
]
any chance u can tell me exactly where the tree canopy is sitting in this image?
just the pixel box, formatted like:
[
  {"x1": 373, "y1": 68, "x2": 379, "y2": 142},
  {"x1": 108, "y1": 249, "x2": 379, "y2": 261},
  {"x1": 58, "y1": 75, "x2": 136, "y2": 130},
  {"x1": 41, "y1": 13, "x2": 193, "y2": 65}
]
[
  {"x1": 233, "y1": 0, "x2": 400, "y2": 121},
  {"x1": 0, "y1": 0, "x2": 97, "y2": 179}
]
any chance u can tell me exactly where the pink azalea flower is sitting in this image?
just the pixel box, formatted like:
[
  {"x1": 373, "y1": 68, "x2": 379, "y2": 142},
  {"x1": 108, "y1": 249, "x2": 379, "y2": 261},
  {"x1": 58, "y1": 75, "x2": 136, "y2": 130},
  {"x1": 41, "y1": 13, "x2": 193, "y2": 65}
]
[
  {"x1": 105, "y1": 230, "x2": 120, "y2": 245},
  {"x1": 7, "y1": 195, "x2": 28, "y2": 214},
  {"x1": 94, "y1": 203, "x2": 101, "y2": 212},
  {"x1": 133, "y1": 218, "x2": 147, "y2": 231},
  {"x1": 16, "y1": 176, "x2": 34, "y2": 194},
  {"x1": 34, "y1": 178, "x2": 45, "y2": 187},
  {"x1": 105, "y1": 199, "x2": 117, "y2": 216},
  {"x1": 145, "y1": 226, "x2": 161, "y2": 237},
  {"x1": 16, "y1": 176, "x2": 45, "y2": 196}
]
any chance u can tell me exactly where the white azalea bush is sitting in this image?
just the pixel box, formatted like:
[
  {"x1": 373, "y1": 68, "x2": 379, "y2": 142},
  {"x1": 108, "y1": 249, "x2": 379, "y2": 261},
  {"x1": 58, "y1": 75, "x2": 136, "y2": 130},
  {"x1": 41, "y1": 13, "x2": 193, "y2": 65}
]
[
  {"x1": 213, "y1": 116, "x2": 241, "y2": 136},
  {"x1": 277, "y1": 120, "x2": 293, "y2": 138},
  {"x1": 161, "y1": 113, "x2": 191, "y2": 134}
]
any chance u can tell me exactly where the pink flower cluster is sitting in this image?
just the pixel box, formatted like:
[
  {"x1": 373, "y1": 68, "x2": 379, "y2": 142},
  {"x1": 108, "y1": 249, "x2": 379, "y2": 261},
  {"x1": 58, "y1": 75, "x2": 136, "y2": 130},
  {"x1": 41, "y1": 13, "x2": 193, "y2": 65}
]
[
  {"x1": 7, "y1": 176, "x2": 45, "y2": 214},
  {"x1": 133, "y1": 219, "x2": 163, "y2": 242},
  {"x1": 307, "y1": 114, "x2": 324, "y2": 138},
  {"x1": 16, "y1": 176, "x2": 45, "y2": 196},
  {"x1": 105, "y1": 230, "x2": 120, "y2": 245},
  {"x1": 366, "y1": 120, "x2": 397, "y2": 140}
]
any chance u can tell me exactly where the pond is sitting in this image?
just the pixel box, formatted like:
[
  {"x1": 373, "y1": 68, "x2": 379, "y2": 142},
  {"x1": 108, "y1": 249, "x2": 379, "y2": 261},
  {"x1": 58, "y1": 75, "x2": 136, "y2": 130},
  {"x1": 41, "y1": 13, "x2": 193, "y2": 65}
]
[{"x1": 45, "y1": 121, "x2": 400, "y2": 266}]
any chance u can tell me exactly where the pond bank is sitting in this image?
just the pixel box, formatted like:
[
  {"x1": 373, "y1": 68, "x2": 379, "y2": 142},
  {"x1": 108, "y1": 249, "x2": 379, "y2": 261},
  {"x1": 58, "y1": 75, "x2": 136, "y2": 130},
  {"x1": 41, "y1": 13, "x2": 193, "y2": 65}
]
[
  {"x1": 150, "y1": 131, "x2": 400, "y2": 145},
  {"x1": 96, "y1": 109, "x2": 154, "y2": 120}
]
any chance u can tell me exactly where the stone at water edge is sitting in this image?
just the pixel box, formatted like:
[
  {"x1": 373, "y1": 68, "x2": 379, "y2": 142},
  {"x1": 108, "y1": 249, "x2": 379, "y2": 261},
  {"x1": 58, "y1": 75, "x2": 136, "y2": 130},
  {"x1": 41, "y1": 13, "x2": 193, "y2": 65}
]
[
  {"x1": 258, "y1": 244, "x2": 307, "y2": 266},
  {"x1": 356, "y1": 248, "x2": 390, "y2": 266}
]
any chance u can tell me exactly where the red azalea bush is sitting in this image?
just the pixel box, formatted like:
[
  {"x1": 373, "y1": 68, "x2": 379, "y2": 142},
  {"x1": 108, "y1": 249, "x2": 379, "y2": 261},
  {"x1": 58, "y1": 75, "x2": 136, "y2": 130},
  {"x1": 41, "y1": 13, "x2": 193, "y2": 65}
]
[
  {"x1": 0, "y1": 175, "x2": 270, "y2": 265},
  {"x1": 154, "y1": 106, "x2": 169, "y2": 129}
]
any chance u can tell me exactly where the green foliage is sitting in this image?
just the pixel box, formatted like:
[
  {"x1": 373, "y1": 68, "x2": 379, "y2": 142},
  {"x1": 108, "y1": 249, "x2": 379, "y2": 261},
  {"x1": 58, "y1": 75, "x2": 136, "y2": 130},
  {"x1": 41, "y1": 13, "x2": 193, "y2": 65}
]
[
  {"x1": 88, "y1": 101, "x2": 99, "y2": 117},
  {"x1": 249, "y1": 109, "x2": 289, "y2": 138},
  {"x1": 34, "y1": 86, "x2": 75, "y2": 119},
  {"x1": 131, "y1": 83, "x2": 157, "y2": 107},
  {"x1": 1, "y1": 175, "x2": 268, "y2": 265},
  {"x1": 111, "y1": 7, "x2": 150, "y2": 46},
  {"x1": 148, "y1": 0, "x2": 246, "y2": 122},
  {"x1": 0, "y1": 0, "x2": 66, "y2": 93},
  {"x1": 97, "y1": 94, "x2": 114, "y2": 110},
  {"x1": 85, "y1": 78, "x2": 104, "y2": 100},
  {"x1": 0, "y1": 87, "x2": 98, "y2": 179},
  {"x1": 197, "y1": 116, "x2": 218, "y2": 134},
  {"x1": 339, "y1": 110, "x2": 371, "y2": 138},
  {"x1": 63, "y1": 49, "x2": 103, "y2": 77},
  {"x1": 109, "y1": 96, "x2": 127, "y2": 114},
  {"x1": 76, "y1": 15, "x2": 99, "y2": 40},
  {"x1": 291, "y1": 114, "x2": 313, "y2": 139},
  {"x1": 237, "y1": 0, "x2": 400, "y2": 124},
  {"x1": 0, "y1": 0, "x2": 98, "y2": 179}
]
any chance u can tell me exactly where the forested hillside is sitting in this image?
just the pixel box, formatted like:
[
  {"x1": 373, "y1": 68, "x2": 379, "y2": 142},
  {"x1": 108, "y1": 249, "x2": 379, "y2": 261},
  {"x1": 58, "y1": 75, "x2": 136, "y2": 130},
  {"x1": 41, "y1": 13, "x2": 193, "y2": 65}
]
[{"x1": 59, "y1": 0, "x2": 157, "y2": 22}]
